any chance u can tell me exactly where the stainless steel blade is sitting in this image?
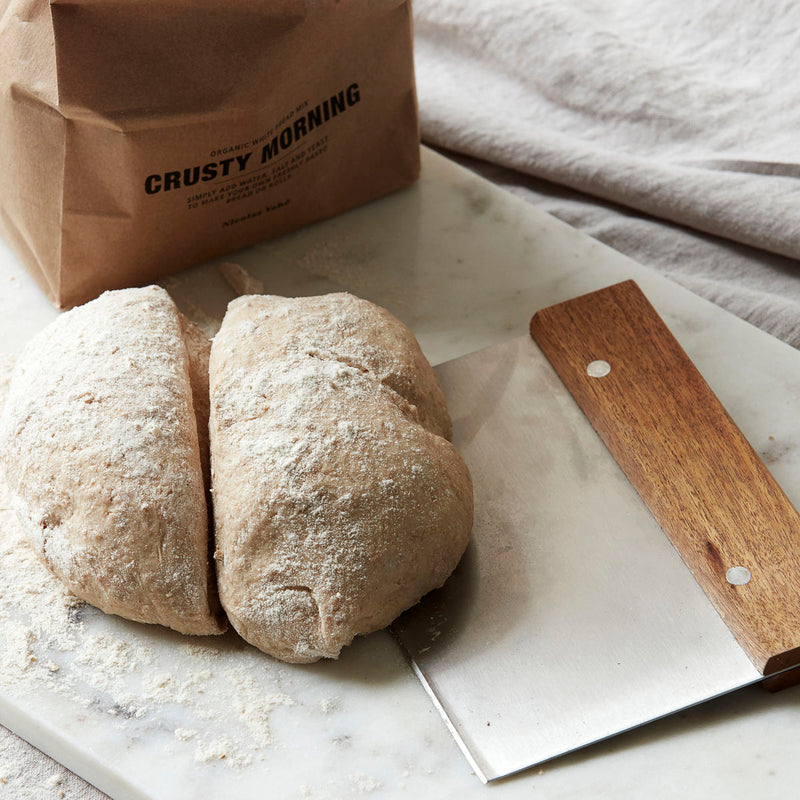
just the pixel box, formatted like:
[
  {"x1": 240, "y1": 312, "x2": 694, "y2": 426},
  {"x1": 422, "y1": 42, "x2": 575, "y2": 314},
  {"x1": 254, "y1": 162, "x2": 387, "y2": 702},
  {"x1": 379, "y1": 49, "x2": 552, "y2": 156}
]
[{"x1": 393, "y1": 335, "x2": 761, "y2": 783}]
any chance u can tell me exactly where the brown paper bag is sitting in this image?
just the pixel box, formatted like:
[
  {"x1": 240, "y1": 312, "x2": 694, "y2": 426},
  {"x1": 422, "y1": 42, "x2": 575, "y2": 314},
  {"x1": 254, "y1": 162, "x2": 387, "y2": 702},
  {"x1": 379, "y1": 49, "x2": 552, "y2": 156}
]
[{"x1": 0, "y1": 0, "x2": 420, "y2": 308}]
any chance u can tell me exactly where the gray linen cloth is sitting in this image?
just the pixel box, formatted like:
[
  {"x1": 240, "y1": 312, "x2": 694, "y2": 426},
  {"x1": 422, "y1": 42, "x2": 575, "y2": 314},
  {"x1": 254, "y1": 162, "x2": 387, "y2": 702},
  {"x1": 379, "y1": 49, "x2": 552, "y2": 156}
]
[{"x1": 415, "y1": 0, "x2": 800, "y2": 346}]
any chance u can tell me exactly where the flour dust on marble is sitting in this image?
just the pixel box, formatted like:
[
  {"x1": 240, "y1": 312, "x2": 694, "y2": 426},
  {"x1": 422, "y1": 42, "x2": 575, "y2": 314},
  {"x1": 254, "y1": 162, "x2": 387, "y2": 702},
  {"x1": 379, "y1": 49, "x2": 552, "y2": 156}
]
[{"x1": 0, "y1": 467, "x2": 296, "y2": 769}]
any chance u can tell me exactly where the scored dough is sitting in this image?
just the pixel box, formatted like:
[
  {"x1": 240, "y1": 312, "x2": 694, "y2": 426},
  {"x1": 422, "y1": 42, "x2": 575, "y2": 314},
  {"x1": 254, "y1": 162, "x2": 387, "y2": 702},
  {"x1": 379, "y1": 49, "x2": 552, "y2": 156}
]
[
  {"x1": 210, "y1": 293, "x2": 473, "y2": 663},
  {"x1": 0, "y1": 286, "x2": 225, "y2": 635}
]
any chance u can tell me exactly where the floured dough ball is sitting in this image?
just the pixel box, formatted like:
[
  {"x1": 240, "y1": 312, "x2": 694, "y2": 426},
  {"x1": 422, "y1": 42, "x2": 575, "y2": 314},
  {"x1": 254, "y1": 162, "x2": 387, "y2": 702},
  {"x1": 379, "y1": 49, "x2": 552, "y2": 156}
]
[
  {"x1": 210, "y1": 293, "x2": 473, "y2": 663},
  {"x1": 0, "y1": 286, "x2": 225, "y2": 635}
]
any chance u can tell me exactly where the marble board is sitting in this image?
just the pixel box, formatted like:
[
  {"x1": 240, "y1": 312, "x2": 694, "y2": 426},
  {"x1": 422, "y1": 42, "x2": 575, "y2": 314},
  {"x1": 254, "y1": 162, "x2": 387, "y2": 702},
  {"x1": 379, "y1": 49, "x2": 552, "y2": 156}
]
[{"x1": 0, "y1": 148, "x2": 799, "y2": 800}]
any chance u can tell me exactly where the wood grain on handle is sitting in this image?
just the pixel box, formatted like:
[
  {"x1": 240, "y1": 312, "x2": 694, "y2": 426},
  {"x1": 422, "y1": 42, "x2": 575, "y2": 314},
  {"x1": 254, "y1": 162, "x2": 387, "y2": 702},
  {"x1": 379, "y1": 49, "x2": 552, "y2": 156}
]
[{"x1": 530, "y1": 280, "x2": 800, "y2": 677}]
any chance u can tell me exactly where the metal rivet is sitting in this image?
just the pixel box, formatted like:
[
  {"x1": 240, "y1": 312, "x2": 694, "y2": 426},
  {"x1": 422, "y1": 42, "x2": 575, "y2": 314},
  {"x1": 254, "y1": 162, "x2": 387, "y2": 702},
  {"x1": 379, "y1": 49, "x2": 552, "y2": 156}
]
[
  {"x1": 726, "y1": 566, "x2": 751, "y2": 585},
  {"x1": 587, "y1": 360, "x2": 611, "y2": 378}
]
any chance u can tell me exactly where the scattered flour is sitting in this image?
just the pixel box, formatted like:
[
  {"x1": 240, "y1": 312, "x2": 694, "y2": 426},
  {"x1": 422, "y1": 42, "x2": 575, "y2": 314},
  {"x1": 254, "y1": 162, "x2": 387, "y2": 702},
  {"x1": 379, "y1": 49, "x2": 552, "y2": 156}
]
[
  {"x1": 0, "y1": 466, "x2": 294, "y2": 770},
  {"x1": 193, "y1": 736, "x2": 239, "y2": 765},
  {"x1": 350, "y1": 773, "x2": 383, "y2": 794},
  {"x1": 319, "y1": 696, "x2": 340, "y2": 714},
  {"x1": 0, "y1": 760, "x2": 16, "y2": 784},
  {"x1": 46, "y1": 772, "x2": 63, "y2": 788},
  {"x1": 0, "y1": 756, "x2": 69, "y2": 799}
]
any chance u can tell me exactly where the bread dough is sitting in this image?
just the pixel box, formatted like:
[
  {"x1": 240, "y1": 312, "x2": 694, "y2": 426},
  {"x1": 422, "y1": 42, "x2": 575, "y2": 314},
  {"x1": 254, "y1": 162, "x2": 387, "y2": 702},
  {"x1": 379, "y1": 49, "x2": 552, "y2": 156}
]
[
  {"x1": 179, "y1": 312, "x2": 212, "y2": 493},
  {"x1": 221, "y1": 292, "x2": 454, "y2": 440},
  {"x1": 209, "y1": 293, "x2": 473, "y2": 663},
  {"x1": 0, "y1": 288, "x2": 470, "y2": 655},
  {"x1": 0, "y1": 286, "x2": 225, "y2": 635}
]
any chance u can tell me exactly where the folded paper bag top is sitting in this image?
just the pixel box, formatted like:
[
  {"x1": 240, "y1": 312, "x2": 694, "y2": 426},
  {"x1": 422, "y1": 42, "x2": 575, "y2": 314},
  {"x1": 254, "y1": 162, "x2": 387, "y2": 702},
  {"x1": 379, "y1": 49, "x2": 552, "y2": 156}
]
[{"x1": 0, "y1": 0, "x2": 419, "y2": 308}]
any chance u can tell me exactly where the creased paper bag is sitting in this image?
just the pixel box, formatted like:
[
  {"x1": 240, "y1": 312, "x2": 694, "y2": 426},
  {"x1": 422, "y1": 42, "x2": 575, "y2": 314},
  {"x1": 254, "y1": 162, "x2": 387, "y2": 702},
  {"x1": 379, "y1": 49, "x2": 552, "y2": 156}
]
[{"x1": 0, "y1": 0, "x2": 420, "y2": 308}]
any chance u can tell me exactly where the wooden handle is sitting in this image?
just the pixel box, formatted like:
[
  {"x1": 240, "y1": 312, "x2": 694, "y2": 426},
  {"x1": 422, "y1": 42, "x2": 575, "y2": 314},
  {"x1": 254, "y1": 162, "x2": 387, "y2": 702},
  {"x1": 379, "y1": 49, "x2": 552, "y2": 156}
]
[{"x1": 530, "y1": 280, "x2": 800, "y2": 677}]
